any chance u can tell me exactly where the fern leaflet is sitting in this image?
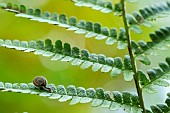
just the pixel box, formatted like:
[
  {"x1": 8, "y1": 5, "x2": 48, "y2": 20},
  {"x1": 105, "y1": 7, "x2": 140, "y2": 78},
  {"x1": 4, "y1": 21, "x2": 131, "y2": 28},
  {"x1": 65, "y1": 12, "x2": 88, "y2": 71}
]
[
  {"x1": 0, "y1": 39, "x2": 134, "y2": 81},
  {"x1": 0, "y1": 82, "x2": 142, "y2": 112},
  {"x1": 0, "y1": 3, "x2": 128, "y2": 49},
  {"x1": 146, "y1": 92, "x2": 170, "y2": 112},
  {"x1": 129, "y1": 1, "x2": 170, "y2": 28},
  {"x1": 132, "y1": 27, "x2": 170, "y2": 65},
  {"x1": 138, "y1": 57, "x2": 170, "y2": 93},
  {"x1": 71, "y1": 0, "x2": 114, "y2": 14},
  {"x1": 71, "y1": 0, "x2": 138, "y2": 15}
]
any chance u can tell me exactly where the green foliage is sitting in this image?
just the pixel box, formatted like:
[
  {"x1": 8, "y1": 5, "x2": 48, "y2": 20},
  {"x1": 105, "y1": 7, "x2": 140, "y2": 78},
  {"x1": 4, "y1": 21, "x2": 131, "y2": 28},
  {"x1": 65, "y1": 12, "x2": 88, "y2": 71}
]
[
  {"x1": 72, "y1": 0, "x2": 114, "y2": 13},
  {"x1": 146, "y1": 93, "x2": 170, "y2": 113},
  {"x1": 127, "y1": 1, "x2": 170, "y2": 33},
  {"x1": 0, "y1": 82, "x2": 141, "y2": 112},
  {"x1": 132, "y1": 27, "x2": 170, "y2": 65},
  {"x1": 138, "y1": 57, "x2": 170, "y2": 93},
  {"x1": 0, "y1": 0, "x2": 170, "y2": 113},
  {"x1": 128, "y1": 1, "x2": 170, "y2": 29},
  {"x1": 0, "y1": 39, "x2": 134, "y2": 81},
  {"x1": 71, "y1": 0, "x2": 137, "y2": 14},
  {"x1": 0, "y1": 3, "x2": 128, "y2": 49}
]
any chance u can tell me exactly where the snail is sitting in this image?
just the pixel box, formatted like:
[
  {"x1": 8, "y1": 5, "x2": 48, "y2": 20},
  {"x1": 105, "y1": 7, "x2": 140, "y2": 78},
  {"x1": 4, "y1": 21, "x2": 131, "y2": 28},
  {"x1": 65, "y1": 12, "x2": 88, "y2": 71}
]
[{"x1": 33, "y1": 76, "x2": 52, "y2": 93}]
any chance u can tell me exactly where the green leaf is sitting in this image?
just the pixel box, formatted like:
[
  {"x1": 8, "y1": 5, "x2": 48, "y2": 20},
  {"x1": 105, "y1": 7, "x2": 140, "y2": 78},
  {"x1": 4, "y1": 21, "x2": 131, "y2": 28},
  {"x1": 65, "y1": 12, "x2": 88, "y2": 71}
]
[
  {"x1": 123, "y1": 70, "x2": 134, "y2": 81},
  {"x1": 0, "y1": 82, "x2": 141, "y2": 112},
  {"x1": 136, "y1": 54, "x2": 151, "y2": 65},
  {"x1": 121, "y1": 104, "x2": 131, "y2": 113},
  {"x1": 80, "y1": 61, "x2": 93, "y2": 69},
  {"x1": 130, "y1": 25, "x2": 142, "y2": 34},
  {"x1": 92, "y1": 63, "x2": 103, "y2": 72},
  {"x1": 133, "y1": 27, "x2": 170, "y2": 65},
  {"x1": 49, "y1": 94, "x2": 61, "y2": 99},
  {"x1": 105, "y1": 37, "x2": 117, "y2": 45},
  {"x1": 131, "y1": 1, "x2": 170, "y2": 28},
  {"x1": 138, "y1": 70, "x2": 150, "y2": 86},
  {"x1": 67, "y1": 85, "x2": 77, "y2": 96},
  {"x1": 0, "y1": 82, "x2": 4, "y2": 89},
  {"x1": 153, "y1": 79, "x2": 170, "y2": 87},
  {"x1": 39, "y1": 92, "x2": 52, "y2": 97},
  {"x1": 101, "y1": 100, "x2": 111, "y2": 108},
  {"x1": 166, "y1": 57, "x2": 170, "y2": 66},
  {"x1": 168, "y1": 93, "x2": 170, "y2": 98},
  {"x1": 0, "y1": 3, "x2": 128, "y2": 48},
  {"x1": 80, "y1": 97, "x2": 92, "y2": 103},
  {"x1": 118, "y1": 41, "x2": 128, "y2": 50},
  {"x1": 110, "y1": 68, "x2": 122, "y2": 77},
  {"x1": 72, "y1": 0, "x2": 113, "y2": 13},
  {"x1": 143, "y1": 85, "x2": 157, "y2": 94},
  {"x1": 139, "y1": 57, "x2": 170, "y2": 93},
  {"x1": 165, "y1": 98, "x2": 170, "y2": 107},
  {"x1": 123, "y1": 55, "x2": 134, "y2": 81},
  {"x1": 145, "y1": 109, "x2": 152, "y2": 113},
  {"x1": 122, "y1": 92, "x2": 131, "y2": 104},
  {"x1": 51, "y1": 54, "x2": 63, "y2": 61},
  {"x1": 114, "y1": 3, "x2": 122, "y2": 16},
  {"x1": 69, "y1": 96, "x2": 81, "y2": 105},
  {"x1": 59, "y1": 95, "x2": 72, "y2": 102},
  {"x1": 101, "y1": 65, "x2": 112, "y2": 73},
  {"x1": 91, "y1": 99, "x2": 103, "y2": 107},
  {"x1": 132, "y1": 107, "x2": 142, "y2": 113},
  {"x1": 71, "y1": 58, "x2": 84, "y2": 66},
  {"x1": 150, "y1": 105, "x2": 163, "y2": 113},
  {"x1": 124, "y1": 55, "x2": 132, "y2": 70},
  {"x1": 0, "y1": 39, "x2": 4, "y2": 47},
  {"x1": 110, "y1": 102, "x2": 120, "y2": 111},
  {"x1": 156, "y1": 104, "x2": 169, "y2": 113},
  {"x1": 0, "y1": 39, "x2": 133, "y2": 81},
  {"x1": 159, "y1": 62, "x2": 170, "y2": 72},
  {"x1": 141, "y1": 21, "x2": 153, "y2": 28}
]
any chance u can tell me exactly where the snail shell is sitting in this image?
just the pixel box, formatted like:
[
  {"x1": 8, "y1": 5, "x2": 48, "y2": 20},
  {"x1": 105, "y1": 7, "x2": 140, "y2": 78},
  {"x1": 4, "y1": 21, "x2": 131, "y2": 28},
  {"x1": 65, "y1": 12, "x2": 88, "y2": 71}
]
[
  {"x1": 33, "y1": 76, "x2": 47, "y2": 87},
  {"x1": 33, "y1": 76, "x2": 52, "y2": 92}
]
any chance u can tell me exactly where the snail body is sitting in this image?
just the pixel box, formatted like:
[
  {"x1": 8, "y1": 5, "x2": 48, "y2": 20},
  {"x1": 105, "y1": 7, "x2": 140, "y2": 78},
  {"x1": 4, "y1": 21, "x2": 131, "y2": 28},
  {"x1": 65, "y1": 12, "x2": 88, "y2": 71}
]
[{"x1": 33, "y1": 76, "x2": 52, "y2": 92}]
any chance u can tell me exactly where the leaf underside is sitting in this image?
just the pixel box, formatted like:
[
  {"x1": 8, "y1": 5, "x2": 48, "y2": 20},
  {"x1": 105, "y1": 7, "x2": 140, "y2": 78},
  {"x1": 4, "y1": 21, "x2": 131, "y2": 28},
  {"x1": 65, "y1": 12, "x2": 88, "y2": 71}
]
[
  {"x1": 0, "y1": 3, "x2": 127, "y2": 49},
  {"x1": 0, "y1": 82, "x2": 142, "y2": 112},
  {"x1": 0, "y1": 39, "x2": 134, "y2": 81},
  {"x1": 138, "y1": 57, "x2": 170, "y2": 93},
  {"x1": 132, "y1": 27, "x2": 170, "y2": 65},
  {"x1": 128, "y1": 1, "x2": 170, "y2": 31},
  {"x1": 146, "y1": 92, "x2": 170, "y2": 113},
  {"x1": 71, "y1": 0, "x2": 114, "y2": 14},
  {"x1": 71, "y1": 0, "x2": 138, "y2": 15}
]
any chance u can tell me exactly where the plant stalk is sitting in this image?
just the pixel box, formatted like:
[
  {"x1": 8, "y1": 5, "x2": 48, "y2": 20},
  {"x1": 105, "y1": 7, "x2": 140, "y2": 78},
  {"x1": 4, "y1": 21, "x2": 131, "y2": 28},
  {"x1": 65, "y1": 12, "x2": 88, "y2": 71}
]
[{"x1": 120, "y1": 0, "x2": 146, "y2": 112}]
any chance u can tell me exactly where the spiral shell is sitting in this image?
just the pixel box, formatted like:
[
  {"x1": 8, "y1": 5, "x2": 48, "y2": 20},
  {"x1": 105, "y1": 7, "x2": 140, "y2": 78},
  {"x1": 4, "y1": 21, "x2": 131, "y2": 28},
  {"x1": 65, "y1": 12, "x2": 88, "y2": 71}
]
[{"x1": 33, "y1": 76, "x2": 47, "y2": 87}]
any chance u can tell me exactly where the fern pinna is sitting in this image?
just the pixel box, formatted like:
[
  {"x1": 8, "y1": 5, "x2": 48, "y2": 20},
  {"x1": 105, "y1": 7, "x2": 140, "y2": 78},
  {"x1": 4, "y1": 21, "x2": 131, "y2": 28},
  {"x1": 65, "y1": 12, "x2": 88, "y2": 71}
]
[{"x1": 0, "y1": 0, "x2": 170, "y2": 113}]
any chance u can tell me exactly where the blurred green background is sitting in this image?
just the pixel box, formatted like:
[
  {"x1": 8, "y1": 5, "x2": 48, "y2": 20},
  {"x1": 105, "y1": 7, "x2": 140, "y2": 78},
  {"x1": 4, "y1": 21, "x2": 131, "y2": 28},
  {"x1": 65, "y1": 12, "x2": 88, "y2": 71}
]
[{"x1": 0, "y1": 0, "x2": 169, "y2": 113}]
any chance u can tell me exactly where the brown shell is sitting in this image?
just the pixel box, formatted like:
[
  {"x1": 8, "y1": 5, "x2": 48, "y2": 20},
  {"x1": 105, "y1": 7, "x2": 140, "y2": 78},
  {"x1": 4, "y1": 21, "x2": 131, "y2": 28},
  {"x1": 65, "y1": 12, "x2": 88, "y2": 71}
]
[{"x1": 33, "y1": 76, "x2": 47, "y2": 87}]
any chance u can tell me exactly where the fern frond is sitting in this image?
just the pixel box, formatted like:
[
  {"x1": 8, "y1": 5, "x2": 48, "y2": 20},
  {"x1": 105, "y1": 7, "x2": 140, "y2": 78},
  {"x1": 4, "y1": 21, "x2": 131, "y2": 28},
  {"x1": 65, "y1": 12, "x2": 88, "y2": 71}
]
[
  {"x1": 0, "y1": 82, "x2": 142, "y2": 112},
  {"x1": 0, "y1": 39, "x2": 134, "y2": 81},
  {"x1": 146, "y1": 92, "x2": 170, "y2": 113},
  {"x1": 138, "y1": 57, "x2": 170, "y2": 93},
  {"x1": 0, "y1": 3, "x2": 128, "y2": 49},
  {"x1": 132, "y1": 27, "x2": 170, "y2": 65},
  {"x1": 71, "y1": 0, "x2": 137, "y2": 15},
  {"x1": 71, "y1": 0, "x2": 114, "y2": 14},
  {"x1": 129, "y1": 1, "x2": 170, "y2": 28}
]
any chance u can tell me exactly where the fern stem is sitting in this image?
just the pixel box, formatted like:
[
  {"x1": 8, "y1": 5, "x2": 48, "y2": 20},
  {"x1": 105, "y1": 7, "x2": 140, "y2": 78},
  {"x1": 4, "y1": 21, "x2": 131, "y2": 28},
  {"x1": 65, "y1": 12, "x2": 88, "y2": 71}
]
[{"x1": 120, "y1": 0, "x2": 146, "y2": 113}]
